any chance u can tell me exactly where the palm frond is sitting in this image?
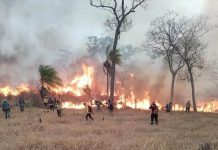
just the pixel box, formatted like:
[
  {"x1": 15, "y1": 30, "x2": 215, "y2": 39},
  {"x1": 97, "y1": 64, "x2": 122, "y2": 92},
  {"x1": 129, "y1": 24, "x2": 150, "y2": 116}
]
[
  {"x1": 39, "y1": 65, "x2": 62, "y2": 89},
  {"x1": 109, "y1": 49, "x2": 122, "y2": 65}
]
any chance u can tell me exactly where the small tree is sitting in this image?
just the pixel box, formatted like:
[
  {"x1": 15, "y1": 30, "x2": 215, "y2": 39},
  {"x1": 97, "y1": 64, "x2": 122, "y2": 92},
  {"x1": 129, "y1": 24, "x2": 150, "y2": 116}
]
[
  {"x1": 145, "y1": 11, "x2": 185, "y2": 104},
  {"x1": 90, "y1": 0, "x2": 147, "y2": 105}
]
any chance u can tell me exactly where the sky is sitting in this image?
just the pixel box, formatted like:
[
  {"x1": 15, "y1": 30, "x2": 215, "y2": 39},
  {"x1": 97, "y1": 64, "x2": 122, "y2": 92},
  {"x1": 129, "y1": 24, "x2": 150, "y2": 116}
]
[{"x1": 0, "y1": 0, "x2": 218, "y2": 100}]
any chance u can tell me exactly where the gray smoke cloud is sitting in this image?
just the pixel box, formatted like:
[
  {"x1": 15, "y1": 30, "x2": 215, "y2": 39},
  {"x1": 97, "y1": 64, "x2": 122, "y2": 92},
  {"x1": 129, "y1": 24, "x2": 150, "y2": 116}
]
[{"x1": 0, "y1": 0, "x2": 217, "y2": 103}]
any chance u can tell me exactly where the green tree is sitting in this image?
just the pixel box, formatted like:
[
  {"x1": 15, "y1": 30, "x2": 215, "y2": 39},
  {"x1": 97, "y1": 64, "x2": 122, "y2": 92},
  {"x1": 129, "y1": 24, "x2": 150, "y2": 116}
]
[{"x1": 39, "y1": 65, "x2": 62, "y2": 99}]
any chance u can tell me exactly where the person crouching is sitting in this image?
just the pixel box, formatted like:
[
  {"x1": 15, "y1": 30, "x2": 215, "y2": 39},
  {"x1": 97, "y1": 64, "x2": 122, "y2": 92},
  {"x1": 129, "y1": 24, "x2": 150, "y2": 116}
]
[
  {"x1": 149, "y1": 102, "x2": 159, "y2": 125},
  {"x1": 83, "y1": 103, "x2": 94, "y2": 121}
]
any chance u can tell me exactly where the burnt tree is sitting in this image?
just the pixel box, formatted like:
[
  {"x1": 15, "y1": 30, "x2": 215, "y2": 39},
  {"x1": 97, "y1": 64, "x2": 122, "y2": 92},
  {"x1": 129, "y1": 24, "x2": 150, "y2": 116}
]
[
  {"x1": 174, "y1": 16, "x2": 209, "y2": 112},
  {"x1": 145, "y1": 11, "x2": 185, "y2": 105},
  {"x1": 90, "y1": 0, "x2": 147, "y2": 106}
]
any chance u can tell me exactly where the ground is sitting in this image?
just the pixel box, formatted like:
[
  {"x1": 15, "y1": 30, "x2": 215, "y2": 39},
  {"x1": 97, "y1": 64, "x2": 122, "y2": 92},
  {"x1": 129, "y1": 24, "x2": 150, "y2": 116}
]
[{"x1": 0, "y1": 108, "x2": 218, "y2": 150}]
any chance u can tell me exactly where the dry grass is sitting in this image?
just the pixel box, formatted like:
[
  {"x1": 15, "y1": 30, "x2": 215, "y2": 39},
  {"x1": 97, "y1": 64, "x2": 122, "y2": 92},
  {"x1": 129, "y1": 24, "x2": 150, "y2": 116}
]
[{"x1": 0, "y1": 108, "x2": 218, "y2": 150}]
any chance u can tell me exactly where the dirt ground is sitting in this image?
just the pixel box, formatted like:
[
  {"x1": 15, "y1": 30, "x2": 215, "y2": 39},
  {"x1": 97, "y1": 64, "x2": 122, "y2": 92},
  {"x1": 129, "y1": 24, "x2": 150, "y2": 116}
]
[{"x1": 0, "y1": 108, "x2": 217, "y2": 150}]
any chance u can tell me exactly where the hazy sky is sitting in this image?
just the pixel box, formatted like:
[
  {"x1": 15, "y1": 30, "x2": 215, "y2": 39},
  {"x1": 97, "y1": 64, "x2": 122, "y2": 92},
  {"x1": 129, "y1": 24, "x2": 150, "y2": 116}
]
[{"x1": 0, "y1": 0, "x2": 217, "y2": 86}]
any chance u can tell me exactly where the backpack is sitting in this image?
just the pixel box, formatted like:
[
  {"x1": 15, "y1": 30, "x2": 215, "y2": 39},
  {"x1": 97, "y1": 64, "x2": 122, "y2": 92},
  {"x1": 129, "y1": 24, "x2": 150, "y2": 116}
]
[{"x1": 2, "y1": 102, "x2": 10, "y2": 109}]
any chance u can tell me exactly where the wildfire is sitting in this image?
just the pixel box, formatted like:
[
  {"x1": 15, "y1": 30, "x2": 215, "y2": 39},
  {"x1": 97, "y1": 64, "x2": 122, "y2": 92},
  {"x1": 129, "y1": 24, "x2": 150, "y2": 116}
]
[
  {"x1": 116, "y1": 91, "x2": 162, "y2": 110},
  {"x1": 0, "y1": 84, "x2": 30, "y2": 96},
  {"x1": 0, "y1": 64, "x2": 217, "y2": 113},
  {"x1": 52, "y1": 64, "x2": 94, "y2": 96},
  {"x1": 62, "y1": 101, "x2": 85, "y2": 109}
]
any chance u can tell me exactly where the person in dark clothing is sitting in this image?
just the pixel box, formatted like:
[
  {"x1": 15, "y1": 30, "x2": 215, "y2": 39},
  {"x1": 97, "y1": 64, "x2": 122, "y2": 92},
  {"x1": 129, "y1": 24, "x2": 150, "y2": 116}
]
[
  {"x1": 186, "y1": 100, "x2": 191, "y2": 112},
  {"x1": 2, "y1": 100, "x2": 11, "y2": 119},
  {"x1": 107, "y1": 99, "x2": 114, "y2": 116},
  {"x1": 56, "y1": 101, "x2": 62, "y2": 117},
  {"x1": 83, "y1": 103, "x2": 94, "y2": 121},
  {"x1": 95, "y1": 100, "x2": 102, "y2": 111},
  {"x1": 18, "y1": 97, "x2": 25, "y2": 112},
  {"x1": 44, "y1": 96, "x2": 48, "y2": 108},
  {"x1": 53, "y1": 97, "x2": 57, "y2": 105},
  {"x1": 48, "y1": 97, "x2": 55, "y2": 111},
  {"x1": 149, "y1": 102, "x2": 159, "y2": 125},
  {"x1": 166, "y1": 102, "x2": 172, "y2": 112}
]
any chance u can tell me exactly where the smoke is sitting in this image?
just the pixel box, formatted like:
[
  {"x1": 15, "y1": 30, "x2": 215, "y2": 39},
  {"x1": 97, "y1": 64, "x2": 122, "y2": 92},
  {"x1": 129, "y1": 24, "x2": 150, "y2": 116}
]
[{"x1": 0, "y1": 0, "x2": 217, "y2": 103}]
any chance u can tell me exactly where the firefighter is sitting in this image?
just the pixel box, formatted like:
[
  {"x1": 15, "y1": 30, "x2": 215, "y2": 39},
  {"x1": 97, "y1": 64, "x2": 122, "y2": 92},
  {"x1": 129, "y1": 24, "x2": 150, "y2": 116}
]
[
  {"x1": 48, "y1": 97, "x2": 55, "y2": 111},
  {"x1": 18, "y1": 97, "x2": 25, "y2": 112},
  {"x1": 95, "y1": 100, "x2": 102, "y2": 111},
  {"x1": 44, "y1": 96, "x2": 48, "y2": 108},
  {"x1": 149, "y1": 102, "x2": 159, "y2": 125},
  {"x1": 2, "y1": 100, "x2": 11, "y2": 119},
  {"x1": 56, "y1": 101, "x2": 62, "y2": 117},
  {"x1": 83, "y1": 103, "x2": 94, "y2": 121},
  {"x1": 186, "y1": 100, "x2": 191, "y2": 112},
  {"x1": 107, "y1": 99, "x2": 114, "y2": 116},
  {"x1": 166, "y1": 102, "x2": 172, "y2": 112}
]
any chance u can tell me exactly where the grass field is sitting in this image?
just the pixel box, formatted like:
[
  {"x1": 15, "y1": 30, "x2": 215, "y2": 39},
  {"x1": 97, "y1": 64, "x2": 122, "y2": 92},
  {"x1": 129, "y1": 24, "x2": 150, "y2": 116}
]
[{"x1": 0, "y1": 107, "x2": 218, "y2": 150}]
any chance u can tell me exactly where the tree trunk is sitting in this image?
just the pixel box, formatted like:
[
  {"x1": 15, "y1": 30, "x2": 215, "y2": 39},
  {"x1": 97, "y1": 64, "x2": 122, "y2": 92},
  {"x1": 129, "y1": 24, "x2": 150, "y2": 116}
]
[
  {"x1": 109, "y1": 28, "x2": 120, "y2": 105},
  {"x1": 187, "y1": 66, "x2": 197, "y2": 112},
  {"x1": 107, "y1": 72, "x2": 109, "y2": 97},
  {"x1": 170, "y1": 73, "x2": 176, "y2": 104}
]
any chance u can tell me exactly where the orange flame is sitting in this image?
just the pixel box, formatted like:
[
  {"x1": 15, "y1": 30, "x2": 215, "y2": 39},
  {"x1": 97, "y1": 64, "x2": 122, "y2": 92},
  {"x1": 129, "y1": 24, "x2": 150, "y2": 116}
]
[
  {"x1": 62, "y1": 101, "x2": 85, "y2": 109},
  {"x1": 0, "y1": 84, "x2": 30, "y2": 96},
  {"x1": 116, "y1": 91, "x2": 162, "y2": 110},
  {"x1": 52, "y1": 64, "x2": 94, "y2": 96}
]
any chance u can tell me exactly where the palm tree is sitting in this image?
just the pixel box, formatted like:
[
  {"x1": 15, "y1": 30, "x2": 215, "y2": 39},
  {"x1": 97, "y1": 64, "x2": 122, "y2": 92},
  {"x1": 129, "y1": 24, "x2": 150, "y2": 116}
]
[
  {"x1": 39, "y1": 65, "x2": 62, "y2": 99},
  {"x1": 103, "y1": 46, "x2": 122, "y2": 98},
  {"x1": 103, "y1": 46, "x2": 112, "y2": 97}
]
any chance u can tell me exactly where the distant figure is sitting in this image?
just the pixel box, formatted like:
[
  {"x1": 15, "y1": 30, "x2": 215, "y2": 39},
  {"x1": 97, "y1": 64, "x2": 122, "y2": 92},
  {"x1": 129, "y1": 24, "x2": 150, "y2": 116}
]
[
  {"x1": 95, "y1": 100, "x2": 102, "y2": 111},
  {"x1": 53, "y1": 97, "x2": 57, "y2": 105},
  {"x1": 18, "y1": 97, "x2": 25, "y2": 112},
  {"x1": 48, "y1": 97, "x2": 55, "y2": 111},
  {"x1": 149, "y1": 102, "x2": 159, "y2": 125},
  {"x1": 2, "y1": 100, "x2": 11, "y2": 119},
  {"x1": 56, "y1": 101, "x2": 62, "y2": 117},
  {"x1": 108, "y1": 100, "x2": 114, "y2": 116},
  {"x1": 83, "y1": 103, "x2": 94, "y2": 121},
  {"x1": 44, "y1": 96, "x2": 48, "y2": 108},
  {"x1": 166, "y1": 102, "x2": 172, "y2": 112},
  {"x1": 186, "y1": 100, "x2": 191, "y2": 112}
]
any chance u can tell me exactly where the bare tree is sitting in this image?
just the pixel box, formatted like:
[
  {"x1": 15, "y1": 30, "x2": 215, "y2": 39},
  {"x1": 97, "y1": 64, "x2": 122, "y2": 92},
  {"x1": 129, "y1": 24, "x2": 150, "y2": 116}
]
[
  {"x1": 174, "y1": 16, "x2": 209, "y2": 112},
  {"x1": 145, "y1": 11, "x2": 185, "y2": 105},
  {"x1": 90, "y1": 0, "x2": 147, "y2": 106}
]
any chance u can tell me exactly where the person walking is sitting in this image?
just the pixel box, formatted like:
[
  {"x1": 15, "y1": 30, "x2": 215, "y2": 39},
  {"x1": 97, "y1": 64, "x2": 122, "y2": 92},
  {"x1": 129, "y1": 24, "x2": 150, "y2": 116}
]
[
  {"x1": 18, "y1": 97, "x2": 25, "y2": 112},
  {"x1": 2, "y1": 100, "x2": 11, "y2": 119},
  {"x1": 149, "y1": 102, "x2": 159, "y2": 125},
  {"x1": 83, "y1": 103, "x2": 94, "y2": 121}
]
